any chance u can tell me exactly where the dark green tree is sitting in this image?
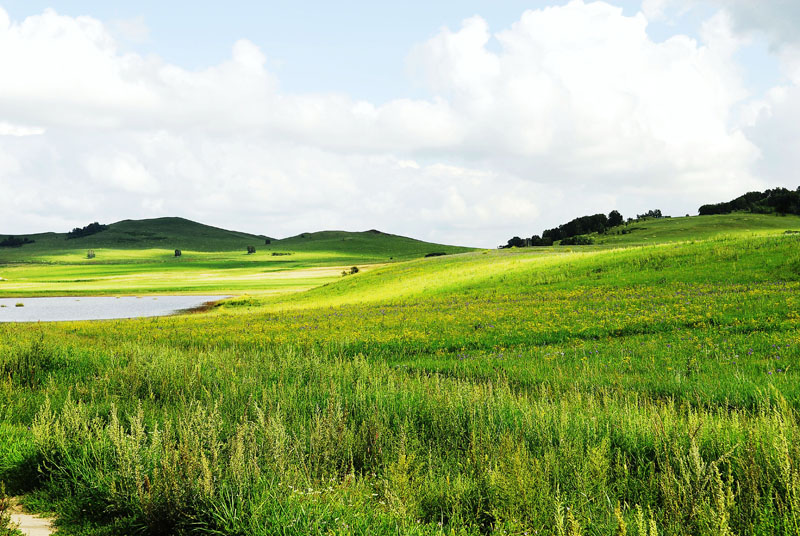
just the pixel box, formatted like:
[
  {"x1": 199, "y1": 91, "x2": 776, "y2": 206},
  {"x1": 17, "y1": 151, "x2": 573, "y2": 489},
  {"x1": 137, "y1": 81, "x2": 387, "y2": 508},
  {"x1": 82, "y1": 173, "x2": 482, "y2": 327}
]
[{"x1": 608, "y1": 210, "x2": 623, "y2": 227}]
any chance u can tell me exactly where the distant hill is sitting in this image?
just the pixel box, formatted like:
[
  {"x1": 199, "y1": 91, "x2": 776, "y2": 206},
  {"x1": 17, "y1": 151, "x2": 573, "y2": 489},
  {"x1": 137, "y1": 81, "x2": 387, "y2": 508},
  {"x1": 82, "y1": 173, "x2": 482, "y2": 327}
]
[
  {"x1": 0, "y1": 217, "x2": 268, "y2": 253},
  {"x1": 266, "y1": 229, "x2": 472, "y2": 259},
  {"x1": 0, "y1": 217, "x2": 474, "y2": 261}
]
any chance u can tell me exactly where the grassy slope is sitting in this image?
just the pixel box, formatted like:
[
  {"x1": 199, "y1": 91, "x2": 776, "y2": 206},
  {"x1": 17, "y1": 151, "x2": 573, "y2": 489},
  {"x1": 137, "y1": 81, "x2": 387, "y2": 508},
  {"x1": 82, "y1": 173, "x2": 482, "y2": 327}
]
[
  {"x1": 0, "y1": 217, "x2": 268, "y2": 258},
  {"x1": 2, "y1": 213, "x2": 800, "y2": 534},
  {"x1": 238, "y1": 212, "x2": 800, "y2": 311},
  {"x1": 0, "y1": 219, "x2": 476, "y2": 296},
  {"x1": 595, "y1": 212, "x2": 800, "y2": 246}
]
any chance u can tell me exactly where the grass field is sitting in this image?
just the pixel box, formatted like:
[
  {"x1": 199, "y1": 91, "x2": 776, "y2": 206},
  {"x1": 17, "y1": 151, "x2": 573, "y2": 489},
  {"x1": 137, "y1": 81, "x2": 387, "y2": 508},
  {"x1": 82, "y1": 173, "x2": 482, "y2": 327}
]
[
  {"x1": 2, "y1": 213, "x2": 800, "y2": 535},
  {"x1": 0, "y1": 218, "x2": 474, "y2": 296}
]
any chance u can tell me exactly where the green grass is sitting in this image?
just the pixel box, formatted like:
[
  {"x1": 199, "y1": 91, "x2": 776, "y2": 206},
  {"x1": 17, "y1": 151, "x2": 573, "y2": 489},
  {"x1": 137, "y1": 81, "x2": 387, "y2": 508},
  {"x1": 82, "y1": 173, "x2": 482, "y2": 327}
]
[
  {"x1": 0, "y1": 219, "x2": 475, "y2": 296},
  {"x1": 595, "y1": 212, "x2": 800, "y2": 246},
  {"x1": 1, "y1": 214, "x2": 800, "y2": 534}
]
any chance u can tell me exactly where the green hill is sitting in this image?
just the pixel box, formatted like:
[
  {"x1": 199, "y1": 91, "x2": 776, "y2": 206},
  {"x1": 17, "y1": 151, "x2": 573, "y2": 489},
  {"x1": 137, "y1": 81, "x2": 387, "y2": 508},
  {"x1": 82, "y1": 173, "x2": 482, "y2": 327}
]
[
  {"x1": 0, "y1": 218, "x2": 474, "y2": 262},
  {"x1": 266, "y1": 229, "x2": 472, "y2": 259},
  {"x1": 0, "y1": 218, "x2": 477, "y2": 295},
  {"x1": 4, "y1": 212, "x2": 800, "y2": 534},
  {"x1": 589, "y1": 212, "x2": 800, "y2": 246},
  {"x1": 245, "y1": 213, "x2": 800, "y2": 311},
  {"x1": 0, "y1": 217, "x2": 268, "y2": 257}
]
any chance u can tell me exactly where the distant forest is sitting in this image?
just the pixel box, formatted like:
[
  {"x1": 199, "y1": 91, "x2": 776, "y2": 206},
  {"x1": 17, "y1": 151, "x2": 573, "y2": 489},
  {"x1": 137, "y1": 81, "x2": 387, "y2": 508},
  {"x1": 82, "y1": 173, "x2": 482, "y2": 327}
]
[
  {"x1": 501, "y1": 209, "x2": 664, "y2": 248},
  {"x1": 698, "y1": 187, "x2": 800, "y2": 216}
]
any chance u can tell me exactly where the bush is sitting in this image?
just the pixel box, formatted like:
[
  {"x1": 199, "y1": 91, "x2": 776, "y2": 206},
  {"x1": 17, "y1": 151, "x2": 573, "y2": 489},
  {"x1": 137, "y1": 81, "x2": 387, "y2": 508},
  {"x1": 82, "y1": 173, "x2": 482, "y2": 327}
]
[
  {"x1": 246, "y1": 246, "x2": 256, "y2": 254},
  {"x1": 559, "y1": 235, "x2": 594, "y2": 246},
  {"x1": 425, "y1": 252, "x2": 447, "y2": 258},
  {"x1": 174, "y1": 249, "x2": 181, "y2": 257},
  {"x1": 87, "y1": 250, "x2": 95, "y2": 259}
]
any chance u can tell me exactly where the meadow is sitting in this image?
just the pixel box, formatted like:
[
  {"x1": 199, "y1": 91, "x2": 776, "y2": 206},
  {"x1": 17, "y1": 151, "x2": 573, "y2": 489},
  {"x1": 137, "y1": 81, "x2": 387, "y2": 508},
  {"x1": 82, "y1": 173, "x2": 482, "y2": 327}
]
[
  {"x1": 0, "y1": 218, "x2": 472, "y2": 297},
  {"x1": 1, "y1": 213, "x2": 800, "y2": 535}
]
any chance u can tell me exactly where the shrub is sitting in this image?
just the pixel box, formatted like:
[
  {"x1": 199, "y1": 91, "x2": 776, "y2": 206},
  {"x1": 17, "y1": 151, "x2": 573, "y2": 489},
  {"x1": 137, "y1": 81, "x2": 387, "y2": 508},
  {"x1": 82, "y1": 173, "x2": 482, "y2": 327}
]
[
  {"x1": 174, "y1": 249, "x2": 182, "y2": 257},
  {"x1": 425, "y1": 252, "x2": 447, "y2": 258},
  {"x1": 87, "y1": 250, "x2": 95, "y2": 259},
  {"x1": 246, "y1": 246, "x2": 256, "y2": 254},
  {"x1": 559, "y1": 235, "x2": 594, "y2": 246}
]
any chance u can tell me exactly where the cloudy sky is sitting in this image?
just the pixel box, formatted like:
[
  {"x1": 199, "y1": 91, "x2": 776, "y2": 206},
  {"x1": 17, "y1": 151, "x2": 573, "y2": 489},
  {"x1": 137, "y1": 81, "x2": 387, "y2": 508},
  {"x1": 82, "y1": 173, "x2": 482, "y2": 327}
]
[{"x1": 1, "y1": 1, "x2": 798, "y2": 247}]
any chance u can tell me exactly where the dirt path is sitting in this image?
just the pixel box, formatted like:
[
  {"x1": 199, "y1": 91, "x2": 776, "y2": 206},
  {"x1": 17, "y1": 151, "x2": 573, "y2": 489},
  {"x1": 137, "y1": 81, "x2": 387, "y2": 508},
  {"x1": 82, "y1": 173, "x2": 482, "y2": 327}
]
[{"x1": 9, "y1": 499, "x2": 54, "y2": 536}]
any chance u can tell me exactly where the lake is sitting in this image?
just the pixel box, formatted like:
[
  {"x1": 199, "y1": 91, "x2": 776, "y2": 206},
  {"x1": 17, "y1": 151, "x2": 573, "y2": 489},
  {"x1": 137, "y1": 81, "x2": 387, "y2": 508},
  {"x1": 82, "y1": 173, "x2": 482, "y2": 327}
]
[{"x1": 0, "y1": 295, "x2": 231, "y2": 323}]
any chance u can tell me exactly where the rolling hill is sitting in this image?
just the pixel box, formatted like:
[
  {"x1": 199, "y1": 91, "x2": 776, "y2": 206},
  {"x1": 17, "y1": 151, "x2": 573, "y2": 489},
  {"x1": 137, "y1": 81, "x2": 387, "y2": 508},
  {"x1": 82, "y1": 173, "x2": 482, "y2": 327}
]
[
  {"x1": 0, "y1": 217, "x2": 474, "y2": 262},
  {"x1": 3, "y1": 210, "x2": 800, "y2": 534},
  {"x1": 0, "y1": 217, "x2": 477, "y2": 296},
  {"x1": 0, "y1": 217, "x2": 268, "y2": 256}
]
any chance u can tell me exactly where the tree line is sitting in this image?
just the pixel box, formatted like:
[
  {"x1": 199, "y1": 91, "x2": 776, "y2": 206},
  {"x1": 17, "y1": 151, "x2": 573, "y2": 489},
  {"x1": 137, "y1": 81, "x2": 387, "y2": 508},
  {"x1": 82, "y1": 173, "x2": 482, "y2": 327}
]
[
  {"x1": 501, "y1": 209, "x2": 665, "y2": 248},
  {"x1": 698, "y1": 187, "x2": 800, "y2": 216},
  {"x1": 67, "y1": 222, "x2": 108, "y2": 239},
  {"x1": 0, "y1": 236, "x2": 35, "y2": 248}
]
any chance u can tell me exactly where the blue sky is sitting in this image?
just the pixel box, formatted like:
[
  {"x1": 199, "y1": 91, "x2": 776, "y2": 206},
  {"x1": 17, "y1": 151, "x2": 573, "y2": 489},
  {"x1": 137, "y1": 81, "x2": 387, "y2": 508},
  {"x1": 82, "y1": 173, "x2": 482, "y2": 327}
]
[
  {"x1": 1, "y1": 0, "x2": 779, "y2": 101},
  {"x1": 0, "y1": 1, "x2": 798, "y2": 246}
]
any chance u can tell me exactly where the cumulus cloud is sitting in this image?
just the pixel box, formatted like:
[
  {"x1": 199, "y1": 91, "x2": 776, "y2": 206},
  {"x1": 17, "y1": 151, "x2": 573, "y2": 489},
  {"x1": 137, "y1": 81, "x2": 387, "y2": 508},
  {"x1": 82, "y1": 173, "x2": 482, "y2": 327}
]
[
  {"x1": 110, "y1": 15, "x2": 150, "y2": 44},
  {"x1": 0, "y1": 2, "x2": 789, "y2": 246}
]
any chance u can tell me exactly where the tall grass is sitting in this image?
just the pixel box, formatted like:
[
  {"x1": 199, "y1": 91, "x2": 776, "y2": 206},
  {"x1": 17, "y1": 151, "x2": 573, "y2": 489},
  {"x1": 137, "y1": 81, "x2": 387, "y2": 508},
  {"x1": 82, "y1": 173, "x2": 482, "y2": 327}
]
[{"x1": 1, "y1": 232, "x2": 799, "y2": 534}]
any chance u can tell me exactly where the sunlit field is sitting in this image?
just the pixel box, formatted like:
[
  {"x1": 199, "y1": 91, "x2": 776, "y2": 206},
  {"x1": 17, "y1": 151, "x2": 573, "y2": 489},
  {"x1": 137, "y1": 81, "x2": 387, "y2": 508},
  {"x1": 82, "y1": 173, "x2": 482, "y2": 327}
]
[
  {"x1": 0, "y1": 259, "x2": 370, "y2": 296},
  {"x1": 2, "y1": 214, "x2": 800, "y2": 535},
  {"x1": 0, "y1": 220, "x2": 473, "y2": 297}
]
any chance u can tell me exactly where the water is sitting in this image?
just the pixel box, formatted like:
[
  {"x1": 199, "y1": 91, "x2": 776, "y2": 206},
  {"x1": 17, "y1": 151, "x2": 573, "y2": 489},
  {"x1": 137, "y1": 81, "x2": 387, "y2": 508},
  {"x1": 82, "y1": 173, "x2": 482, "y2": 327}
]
[{"x1": 0, "y1": 295, "x2": 231, "y2": 323}]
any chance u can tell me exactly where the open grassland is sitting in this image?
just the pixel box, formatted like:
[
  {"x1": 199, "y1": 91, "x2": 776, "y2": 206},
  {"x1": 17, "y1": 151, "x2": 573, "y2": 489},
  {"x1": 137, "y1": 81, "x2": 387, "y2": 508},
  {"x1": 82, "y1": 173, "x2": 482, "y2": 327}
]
[
  {"x1": 0, "y1": 259, "x2": 371, "y2": 297},
  {"x1": 1, "y1": 216, "x2": 800, "y2": 534},
  {"x1": 0, "y1": 219, "x2": 473, "y2": 297}
]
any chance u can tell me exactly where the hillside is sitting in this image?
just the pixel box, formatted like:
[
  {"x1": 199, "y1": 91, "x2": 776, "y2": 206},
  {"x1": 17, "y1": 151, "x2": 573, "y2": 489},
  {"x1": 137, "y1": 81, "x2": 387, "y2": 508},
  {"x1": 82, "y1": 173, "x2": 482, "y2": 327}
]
[
  {"x1": 0, "y1": 217, "x2": 474, "y2": 263},
  {"x1": 242, "y1": 220, "x2": 800, "y2": 313},
  {"x1": 0, "y1": 218, "x2": 476, "y2": 296},
  {"x1": 0, "y1": 217, "x2": 268, "y2": 258},
  {"x1": 595, "y1": 212, "x2": 800, "y2": 246},
  {"x1": 266, "y1": 229, "x2": 472, "y2": 259},
  {"x1": 3, "y1": 213, "x2": 800, "y2": 534}
]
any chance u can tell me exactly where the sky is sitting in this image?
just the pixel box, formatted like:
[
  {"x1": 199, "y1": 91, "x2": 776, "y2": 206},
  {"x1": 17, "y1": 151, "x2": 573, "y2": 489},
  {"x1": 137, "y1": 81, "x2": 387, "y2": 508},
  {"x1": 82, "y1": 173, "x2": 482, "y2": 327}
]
[{"x1": 0, "y1": 1, "x2": 799, "y2": 247}]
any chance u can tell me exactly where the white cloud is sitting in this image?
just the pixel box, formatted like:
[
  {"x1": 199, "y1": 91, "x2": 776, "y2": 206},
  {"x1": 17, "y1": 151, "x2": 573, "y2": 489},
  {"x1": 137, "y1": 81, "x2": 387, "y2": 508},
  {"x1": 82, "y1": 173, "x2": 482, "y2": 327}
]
[
  {"x1": 85, "y1": 153, "x2": 160, "y2": 194},
  {"x1": 110, "y1": 15, "x2": 150, "y2": 44},
  {"x1": 641, "y1": 0, "x2": 669, "y2": 21},
  {"x1": 0, "y1": 2, "x2": 790, "y2": 246},
  {"x1": 0, "y1": 121, "x2": 44, "y2": 136}
]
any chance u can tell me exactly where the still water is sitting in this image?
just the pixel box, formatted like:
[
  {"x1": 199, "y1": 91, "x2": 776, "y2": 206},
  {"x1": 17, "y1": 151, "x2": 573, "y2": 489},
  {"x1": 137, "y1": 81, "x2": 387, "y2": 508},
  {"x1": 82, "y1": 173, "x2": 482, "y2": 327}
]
[{"x1": 0, "y1": 295, "x2": 231, "y2": 323}]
